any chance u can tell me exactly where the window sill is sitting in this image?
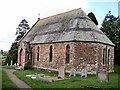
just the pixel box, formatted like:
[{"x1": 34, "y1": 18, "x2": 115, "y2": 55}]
[
  {"x1": 66, "y1": 63, "x2": 70, "y2": 65},
  {"x1": 50, "y1": 62, "x2": 52, "y2": 64}
]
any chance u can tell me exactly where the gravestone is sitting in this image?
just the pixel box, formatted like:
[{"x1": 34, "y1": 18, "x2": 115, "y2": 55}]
[
  {"x1": 69, "y1": 68, "x2": 76, "y2": 77},
  {"x1": 81, "y1": 68, "x2": 87, "y2": 77},
  {"x1": 58, "y1": 66, "x2": 65, "y2": 79},
  {"x1": 97, "y1": 71, "x2": 109, "y2": 82},
  {"x1": 7, "y1": 63, "x2": 8, "y2": 66},
  {"x1": 10, "y1": 60, "x2": 13, "y2": 66},
  {"x1": 14, "y1": 63, "x2": 17, "y2": 66}
]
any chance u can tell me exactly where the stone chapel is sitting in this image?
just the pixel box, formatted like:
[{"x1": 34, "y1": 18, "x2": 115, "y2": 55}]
[{"x1": 17, "y1": 8, "x2": 114, "y2": 74}]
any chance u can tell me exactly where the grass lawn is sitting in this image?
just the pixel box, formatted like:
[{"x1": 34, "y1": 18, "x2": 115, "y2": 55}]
[
  {"x1": 2, "y1": 65, "x2": 15, "y2": 69},
  {"x1": 1, "y1": 66, "x2": 18, "y2": 89},
  {"x1": 0, "y1": 66, "x2": 2, "y2": 90},
  {"x1": 14, "y1": 65, "x2": 119, "y2": 89}
]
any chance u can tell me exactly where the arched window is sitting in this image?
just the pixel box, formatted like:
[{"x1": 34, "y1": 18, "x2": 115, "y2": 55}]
[
  {"x1": 103, "y1": 46, "x2": 109, "y2": 65},
  {"x1": 37, "y1": 46, "x2": 40, "y2": 61},
  {"x1": 103, "y1": 48, "x2": 106, "y2": 64},
  {"x1": 27, "y1": 53, "x2": 29, "y2": 60},
  {"x1": 32, "y1": 47, "x2": 34, "y2": 64},
  {"x1": 66, "y1": 44, "x2": 70, "y2": 64},
  {"x1": 107, "y1": 49, "x2": 110, "y2": 64},
  {"x1": 49, "y1": 45, "x2": 52, "y2": 62}
]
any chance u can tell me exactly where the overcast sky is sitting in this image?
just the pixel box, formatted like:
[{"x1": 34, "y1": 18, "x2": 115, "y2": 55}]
[{"x1": 0, "y1": 0, "x2": 119, "y2": 51}]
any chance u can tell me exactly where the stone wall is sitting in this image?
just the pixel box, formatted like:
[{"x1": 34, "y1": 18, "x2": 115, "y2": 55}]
[
  {"x1": 31, "y1": 42, "x2": 114, "y2": 74},
  {"x1": 33, "y1": 43, "x2": 72, "y2": 69},
  {"x1": 72, "y1": 42, "x2": 98, "y2": 74},
  {"x1": 97, "y1": 44, "x2": 114, "y2": 72}
]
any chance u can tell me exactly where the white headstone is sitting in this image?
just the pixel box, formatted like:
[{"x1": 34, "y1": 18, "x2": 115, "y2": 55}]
[
  {"x1": 58, "y1": 66, "x2": 65, "y2": 79},
  {"x1": 81, "y1": 68, "x2": 87, "y2": 77},
  {"x1": 97, "y1": 71, "x2": 109, "y2": 82},
  {"x1": 14, "y1": 63, "x2": 16, "y2": 66},
  {"x1": 69, "y1": 68, "x2": 76, "y2": 77},
  {"x1": 7, "y1": 63, "x2": 8, "y2": 66},
  {"x1": 10, "y1": 60, "x2": 13, "y2": 66}
]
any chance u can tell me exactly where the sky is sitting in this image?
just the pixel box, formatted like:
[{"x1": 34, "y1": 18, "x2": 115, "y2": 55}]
[{"x1": 0, "y1": 0, "x2": 119, "y2": 51}]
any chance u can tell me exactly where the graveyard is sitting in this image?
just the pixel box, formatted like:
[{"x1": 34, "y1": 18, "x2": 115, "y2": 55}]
[
  {"x1": 0, "y1": 0, "x2": 119, "y2": 89},
  {"x1": 11, "y1": 65, "x2": 119, "y2": 88}
]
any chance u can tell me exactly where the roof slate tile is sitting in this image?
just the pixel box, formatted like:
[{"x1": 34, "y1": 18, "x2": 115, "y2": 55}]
[{"x1": 21, "y1": 8, "x2": 114, "y2": 46}]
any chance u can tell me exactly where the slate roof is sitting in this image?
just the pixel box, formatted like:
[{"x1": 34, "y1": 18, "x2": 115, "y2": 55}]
[{"x1": 21, "y1": 8, "x2": 114, "y2": 46}]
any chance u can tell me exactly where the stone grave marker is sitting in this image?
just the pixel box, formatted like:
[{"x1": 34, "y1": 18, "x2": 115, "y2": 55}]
[
  {"x1": 14, "y1": 63, "x2": 16, "y2": 66},
  {"x1": 10, "y1": 60, "x2": 13, "y2": 66},
  {"x1": 58, "y1": 66, "x2": 65, "y2": 79},
  {"x1": 69, "y1": 68, "x2": 76, "y2": 77},
  {"x1": 81, "y1": 68, "x2": 87, "y2": 77},
  {"x1": 97, "y1": 71, "x2": 109, "y2": 82}
]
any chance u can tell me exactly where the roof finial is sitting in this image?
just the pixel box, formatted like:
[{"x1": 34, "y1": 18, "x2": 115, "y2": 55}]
[{"x1": 38, "y1": 13, "x2": 40, "y2": 19}]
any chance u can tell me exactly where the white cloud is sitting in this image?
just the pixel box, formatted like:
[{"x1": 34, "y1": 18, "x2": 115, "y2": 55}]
[{"x1": 0, "y1": 0, "x2": 88, "y2": 51}]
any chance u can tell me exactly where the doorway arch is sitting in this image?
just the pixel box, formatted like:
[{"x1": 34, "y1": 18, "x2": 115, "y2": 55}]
[{"x1": 19, "y1": 48, "x2": 24, "y2": 66}]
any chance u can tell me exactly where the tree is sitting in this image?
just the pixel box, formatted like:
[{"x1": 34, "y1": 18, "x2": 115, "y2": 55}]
[
  {"x1": 16, "y1": 19, "x2": 30, "y2": 41},
  {"x1": 5, "y1": 19, "x2": 30, "y2": 65},
  {"x1": 8, "y1": 42, "x2": 18, "y2": 65},
  {"x1": 5, "y1": 52, "x2": 11, "y2": 65},
  {"x1": 101, "y1": 11, "x2": 120, "y2": 65},
  {"x1": 0, "y1": 50, "x2": 3, "y2": 54},
  {"x1": 88, "y1": 12, "x2": 98, "y2": 25}
]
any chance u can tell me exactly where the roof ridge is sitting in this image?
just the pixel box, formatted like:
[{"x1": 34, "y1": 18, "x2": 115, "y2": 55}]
[
  {"x1": 21, "y1": 8, "x2": 114, "y2": 46},
  {"x1": 39, "y1": 8, "x2": 81, "y2": 21}
]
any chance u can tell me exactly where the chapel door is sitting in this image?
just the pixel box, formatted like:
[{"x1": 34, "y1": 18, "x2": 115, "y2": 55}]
[{"x1": 19, "y1": 48, "x2": 24, "y2": 66}]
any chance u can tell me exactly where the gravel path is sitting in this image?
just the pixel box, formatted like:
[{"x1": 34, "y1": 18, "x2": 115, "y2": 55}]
[{"x1": 3, "y1": 68, "x2": 32, "y2": 90}]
